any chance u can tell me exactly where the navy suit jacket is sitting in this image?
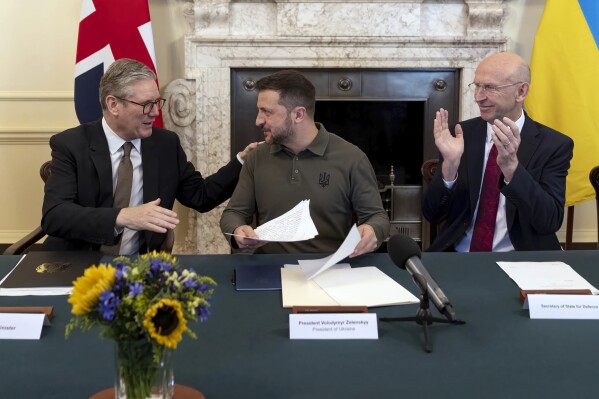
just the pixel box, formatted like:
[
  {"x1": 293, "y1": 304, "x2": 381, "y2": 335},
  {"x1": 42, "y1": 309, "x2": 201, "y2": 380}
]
[
  {"x1": 423, "y1": 114, "x2": 573, "y2": 251},
  {"x1": 41, "y1": 120, "x2": 241, "y2": 252}
]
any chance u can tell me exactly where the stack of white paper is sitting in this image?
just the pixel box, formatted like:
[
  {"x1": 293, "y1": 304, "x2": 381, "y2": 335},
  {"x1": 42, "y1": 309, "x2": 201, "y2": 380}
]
[
  {"x1": 0, "y1": 286, "x2": 72, "y2": 296},
  {"x1": 497, "y1": 261, "x2": 599, "y2": 294},
  {"x1": 280, "y1": 224, "x2": 419, "y2": 308},
  {"x1": 254, "y1": 199, "x2": 318, "y2": 242},
  {"x1": 281, "y1": 264, "x2": 419, "y2": 308}
]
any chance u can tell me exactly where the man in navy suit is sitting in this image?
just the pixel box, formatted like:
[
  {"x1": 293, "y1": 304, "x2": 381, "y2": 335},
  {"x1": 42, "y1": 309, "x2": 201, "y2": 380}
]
[
  {"x1": 42, "y1": 58, "x2": 256, "y2": 254},
  {"x1": 423, "y1": 52, "x2": 573, "y2": 251}
]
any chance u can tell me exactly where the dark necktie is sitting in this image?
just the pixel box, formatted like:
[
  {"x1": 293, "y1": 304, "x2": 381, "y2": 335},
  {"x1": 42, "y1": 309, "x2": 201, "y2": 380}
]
[
  {"x1": 102, "y1": 142, "x2": 133, "y2": 255},
  {"x1": 470, "y1": 144, "x2": 501, "y2": 252}
]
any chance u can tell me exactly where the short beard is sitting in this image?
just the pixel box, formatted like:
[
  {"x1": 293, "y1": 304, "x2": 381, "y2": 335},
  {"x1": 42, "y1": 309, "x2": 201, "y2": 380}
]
[{"x1": 271, "y1": 117, "x2": 294, "y2": 145}]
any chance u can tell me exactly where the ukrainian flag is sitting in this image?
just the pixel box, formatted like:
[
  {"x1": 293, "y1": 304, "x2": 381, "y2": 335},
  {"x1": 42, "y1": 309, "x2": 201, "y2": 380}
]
[{"x1": 526, "y1": 0, "x2": 599, "y2": 206}]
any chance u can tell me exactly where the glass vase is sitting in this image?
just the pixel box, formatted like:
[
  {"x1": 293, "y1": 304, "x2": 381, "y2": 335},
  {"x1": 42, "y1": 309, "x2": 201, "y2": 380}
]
[{"x1": 114, "y1": 340, "x2": 174, "y2": 399}]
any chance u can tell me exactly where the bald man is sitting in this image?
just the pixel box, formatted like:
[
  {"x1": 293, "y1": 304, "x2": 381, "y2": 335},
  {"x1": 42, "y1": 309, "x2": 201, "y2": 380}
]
[{"x1": 423, "y1": 52, "x2": 573, "y2": 252}]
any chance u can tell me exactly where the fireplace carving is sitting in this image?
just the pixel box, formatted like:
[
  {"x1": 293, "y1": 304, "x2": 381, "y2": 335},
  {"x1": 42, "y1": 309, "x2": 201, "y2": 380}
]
[{"x1": 164, "y1": 0, "x2": 507, "y2": 254}]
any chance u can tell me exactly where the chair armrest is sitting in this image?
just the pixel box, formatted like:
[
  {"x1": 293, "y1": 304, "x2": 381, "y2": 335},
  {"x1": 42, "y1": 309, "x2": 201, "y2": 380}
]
[{"x1": 3, "y1": 227, "x2": 46, "y2": 255}]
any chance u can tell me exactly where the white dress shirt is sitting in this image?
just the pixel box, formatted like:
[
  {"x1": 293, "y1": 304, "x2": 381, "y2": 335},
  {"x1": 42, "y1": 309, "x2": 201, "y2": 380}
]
[
  {"x1": 102, "y1": 118, "x2": 143, "y2": 255},
  {"x1": 447, "y1": 112, "x2": 525, "y2": 252}
]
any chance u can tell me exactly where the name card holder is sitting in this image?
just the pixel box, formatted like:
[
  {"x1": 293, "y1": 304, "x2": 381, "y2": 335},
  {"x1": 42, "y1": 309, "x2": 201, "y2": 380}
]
[
  {"x1": 0, "y1": 306, "x2": 54, "y2": 323},
  {"x1": 520, "y1": 289, "x2": 592, "y2": 302},
  {"x1": 0, "y1": 306, "x2": 53, "y2": 340},
  {"x1": 289, "y1": 309, "x2": 378, "y2": 340},
  {"x1": 527, "y1": 294, "x2": 599, "y2": 319},
  {"x1": 292, "y1": 306, "x2": 368, "y2": 314}
]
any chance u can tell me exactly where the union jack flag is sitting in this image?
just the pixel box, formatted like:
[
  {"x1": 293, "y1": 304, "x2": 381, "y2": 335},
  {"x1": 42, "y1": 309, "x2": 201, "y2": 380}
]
[{"x1": 74, "y1": 0, "x2": 163, "y2": 126}]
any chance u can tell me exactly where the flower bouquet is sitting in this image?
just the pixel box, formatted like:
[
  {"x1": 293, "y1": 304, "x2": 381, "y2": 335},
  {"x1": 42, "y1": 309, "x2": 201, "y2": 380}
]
[{"x1": 66, "y1": 251, "x2": 216, "y2": 399}]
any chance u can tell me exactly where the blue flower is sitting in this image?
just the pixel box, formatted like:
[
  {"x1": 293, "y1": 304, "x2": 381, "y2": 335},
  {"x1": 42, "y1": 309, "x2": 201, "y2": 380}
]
[
  {"x1": 114, "y1": 264, "x2": 129, "y2": 280},
  {"x1": 128, "y1": 283, "x2": 143, "y2": 297},
  {"x1": 149, "y1": 258, "x2": 161, "y2": 273},
  {"x1": 161, "y1": 261, "x2": 172, "y2": 271},
  {"x1": 184, "y1": 277, "x2": 198, "y2": 289},
  {"x1": 98, "y1": 290, "x2": 121, "y2": 321},
  {"x1": 196, "y1": 283, "x2": 210, "y2": 293},
  {"x1": 197, "y1": 304, "x2": 211, "y2": 322}
]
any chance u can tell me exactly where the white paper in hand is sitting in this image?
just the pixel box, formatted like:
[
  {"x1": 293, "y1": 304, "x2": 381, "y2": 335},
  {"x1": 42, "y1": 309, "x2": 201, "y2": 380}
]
[{"x1": 253, "y1": 199, "x2": 318, "y2": 242}]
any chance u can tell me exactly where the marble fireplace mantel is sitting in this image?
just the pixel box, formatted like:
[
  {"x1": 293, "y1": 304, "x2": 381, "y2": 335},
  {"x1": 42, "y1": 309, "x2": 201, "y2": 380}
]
[{"x1": 163, "y1": 0, "x2": 507, "y2": 254}]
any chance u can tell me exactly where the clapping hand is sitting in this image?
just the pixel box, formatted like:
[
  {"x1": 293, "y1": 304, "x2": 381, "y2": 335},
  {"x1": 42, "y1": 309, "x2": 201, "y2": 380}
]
[{"x1": 433, "y1": 108, "x2": 463, "y2": 181}]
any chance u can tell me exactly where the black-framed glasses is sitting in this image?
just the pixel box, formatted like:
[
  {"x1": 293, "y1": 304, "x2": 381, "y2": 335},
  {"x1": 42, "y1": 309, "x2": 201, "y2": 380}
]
[
  {"x1": 114, "y1": 96, "x2": 166, "y2": 115},
  {"x1": 467, "y1": 81, "x2": 523, "y2": 95}
]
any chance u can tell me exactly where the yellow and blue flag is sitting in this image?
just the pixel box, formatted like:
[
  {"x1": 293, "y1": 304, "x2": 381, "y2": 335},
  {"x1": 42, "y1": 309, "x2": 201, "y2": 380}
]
[{"x1": 526, "y1": 0, "x2": 599, "y2": 206}]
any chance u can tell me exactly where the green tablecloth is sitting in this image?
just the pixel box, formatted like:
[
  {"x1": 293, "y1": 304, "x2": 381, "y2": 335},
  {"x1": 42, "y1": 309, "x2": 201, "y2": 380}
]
[{"x1": 1, "y1": 251, "x2": 599, "y2": 398}]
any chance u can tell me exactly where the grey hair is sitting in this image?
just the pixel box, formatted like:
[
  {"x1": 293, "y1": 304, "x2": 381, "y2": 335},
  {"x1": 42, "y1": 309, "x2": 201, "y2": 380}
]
[{"x1": 99, "y1": 58, "x2": 156, "y2": 111}]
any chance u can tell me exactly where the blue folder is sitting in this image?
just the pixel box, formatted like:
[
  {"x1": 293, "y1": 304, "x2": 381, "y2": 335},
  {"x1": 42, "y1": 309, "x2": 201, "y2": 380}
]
[{"x1": 234, "y1": 265, "x2": 282, "y2": 291}]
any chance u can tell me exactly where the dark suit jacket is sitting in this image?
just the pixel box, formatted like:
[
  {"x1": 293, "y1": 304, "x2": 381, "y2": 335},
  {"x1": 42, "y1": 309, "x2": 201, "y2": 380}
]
[
  {"x1": 41, "y1": 120, "x2": 241, "y2": 252},
  {"x1": 423, "y1": 114, "x2": 573, "y2": 251}
]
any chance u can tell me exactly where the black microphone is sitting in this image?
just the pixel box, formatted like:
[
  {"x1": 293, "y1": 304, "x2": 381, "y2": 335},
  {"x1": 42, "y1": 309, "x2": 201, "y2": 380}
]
[{"x1": 388, "y1": 234, "x2": 456, "y2": 321}]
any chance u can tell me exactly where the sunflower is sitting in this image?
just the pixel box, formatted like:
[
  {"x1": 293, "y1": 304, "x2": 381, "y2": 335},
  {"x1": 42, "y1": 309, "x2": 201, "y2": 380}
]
[
  {"x1": 68, "y1": 264, "x2": 116, "y2": 315},
  {"x1": 143, "y1": 298, "x2": 186, "y2": 348},
  {"x1": 139, "y1": 250, "x2": 177, "y2": 265}
]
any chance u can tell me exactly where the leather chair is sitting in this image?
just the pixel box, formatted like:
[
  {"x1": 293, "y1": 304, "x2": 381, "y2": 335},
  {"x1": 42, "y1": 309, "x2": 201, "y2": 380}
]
[
  {"x1": 421, "y1": 158, "x2": 438, "y2": 185},
  {"x1": 420, "y1": 158, "x2": 439, "y2": 250},
  {"x1": 590, "y1": 166, "x2": 599, "y2": 248},
  {"x1": 563, "y1": 167, "x2": 599, "y2": 250},
  {"x1": 3, "y1": 160, "x2": 175, "y2": 255},
  {"x1": 3, "y1": 161, "x2": 52, "y2": 255}
]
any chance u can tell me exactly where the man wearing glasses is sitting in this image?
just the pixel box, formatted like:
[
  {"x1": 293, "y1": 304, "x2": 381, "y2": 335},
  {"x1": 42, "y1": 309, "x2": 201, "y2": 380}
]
[
  {"x1": 42, "y1": 58, "x2": 257, "y2": 255},
  {"x1": 423, "y1": 52, "x2": 573, "y2": 252}
]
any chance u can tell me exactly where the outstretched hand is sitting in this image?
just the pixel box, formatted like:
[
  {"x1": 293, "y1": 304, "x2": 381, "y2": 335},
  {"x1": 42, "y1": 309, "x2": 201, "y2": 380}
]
[
  {"x1": 116, "y1": 198, "x2": 179, "y2": 233},
  {"x1": 238, "y1": 141, "x2": 264, "y2": 161}
]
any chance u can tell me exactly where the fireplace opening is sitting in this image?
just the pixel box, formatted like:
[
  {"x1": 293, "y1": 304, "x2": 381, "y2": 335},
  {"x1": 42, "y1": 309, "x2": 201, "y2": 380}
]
[{"x1": 230, "y1": 68, "x2": 459, "y2": 242}]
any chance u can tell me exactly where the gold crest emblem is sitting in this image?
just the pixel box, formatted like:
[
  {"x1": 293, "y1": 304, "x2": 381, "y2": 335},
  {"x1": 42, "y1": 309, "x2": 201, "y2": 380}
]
[{"x1": 36, "y1": 262, "x2": 71, "y2": 273}]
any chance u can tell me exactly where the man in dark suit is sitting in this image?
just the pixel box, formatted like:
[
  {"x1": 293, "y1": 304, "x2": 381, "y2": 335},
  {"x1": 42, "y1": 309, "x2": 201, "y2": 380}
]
[
  {"x1": 42, "y1": 58, "x2": 256, "y2": 254},
  {"x1": 423, "y1": 52, "x2": 573, "y2": 252}
]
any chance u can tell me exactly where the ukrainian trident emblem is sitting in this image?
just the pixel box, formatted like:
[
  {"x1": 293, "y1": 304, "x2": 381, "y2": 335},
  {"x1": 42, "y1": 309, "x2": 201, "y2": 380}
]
[{"x1": 319, "y1": 172, "x2": 330, "y2": 188}]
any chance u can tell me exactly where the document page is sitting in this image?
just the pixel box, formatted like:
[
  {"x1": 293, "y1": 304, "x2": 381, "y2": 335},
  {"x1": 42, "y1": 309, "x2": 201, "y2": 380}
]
[
  {"x1": 281, "y1": 264, "x2": 419, "y2": 308},
  {"x1": 497, "y1": 261, "x2": 599, "y2": 294},
  {"x1": 254, "y1": 199, "x2": 317, "y2": 241},
  {"x1": 312, "y1": 266, "x2": 419, "y2": 307},
  {"x1": 225, "y1": 199, "x2": 318, "y2": 242},
  {"x1": 280, "y1": 264, "x2": 350, "y2": 307},
  {"x1": 298, "y1": 224, "x2": 361, "y2": 279}
]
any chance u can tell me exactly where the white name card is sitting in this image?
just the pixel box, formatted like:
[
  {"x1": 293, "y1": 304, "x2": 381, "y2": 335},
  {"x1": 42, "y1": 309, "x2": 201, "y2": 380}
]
[
  {"x1": 0, "y1": 313, "x2": 46, "y2": 339},
  {"x1": 528, "y1": 294, "x2": 599, "y2": 319},
  {"x1": 289, "y1": 313, "x2": 378, "y2": 339}
]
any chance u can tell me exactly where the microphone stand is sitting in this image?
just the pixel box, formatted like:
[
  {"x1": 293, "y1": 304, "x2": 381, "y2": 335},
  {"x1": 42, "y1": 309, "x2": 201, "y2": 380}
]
[{"x1": 380, "y1": 273, "x2": 465, "y2": 353}]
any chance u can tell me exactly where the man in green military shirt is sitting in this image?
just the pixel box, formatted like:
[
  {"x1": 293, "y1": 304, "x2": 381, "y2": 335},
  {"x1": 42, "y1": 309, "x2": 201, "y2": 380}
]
[{"x1": 220, "y1": 70, "x2": 390, "y2": 256}]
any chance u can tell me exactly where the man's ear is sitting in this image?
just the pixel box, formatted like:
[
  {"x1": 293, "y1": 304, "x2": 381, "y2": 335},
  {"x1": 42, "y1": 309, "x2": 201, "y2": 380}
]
[
  {"x1": 105, "y1": 96, "x2": 120, "y2": 116},
  {"x1": 516, "y1": 82, "x2": 530, "y2": 102},
  {"x1": 292, "y1": 106, "x2": 306, "y2": 122}
]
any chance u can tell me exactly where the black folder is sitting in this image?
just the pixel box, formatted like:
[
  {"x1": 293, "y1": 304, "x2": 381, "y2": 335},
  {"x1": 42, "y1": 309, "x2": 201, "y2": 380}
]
[
  {"x1": 234, "y1": 265, "x2": 282, "y2": 291},
  {"x1": 0, "y1": 251, "x2": 103, "y2": 289}
]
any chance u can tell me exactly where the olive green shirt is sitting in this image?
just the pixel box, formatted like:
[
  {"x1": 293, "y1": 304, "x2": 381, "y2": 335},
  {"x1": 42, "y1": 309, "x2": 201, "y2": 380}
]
[{"x1": 220, "y1": 123, "x2": 390, "y2": 253}]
